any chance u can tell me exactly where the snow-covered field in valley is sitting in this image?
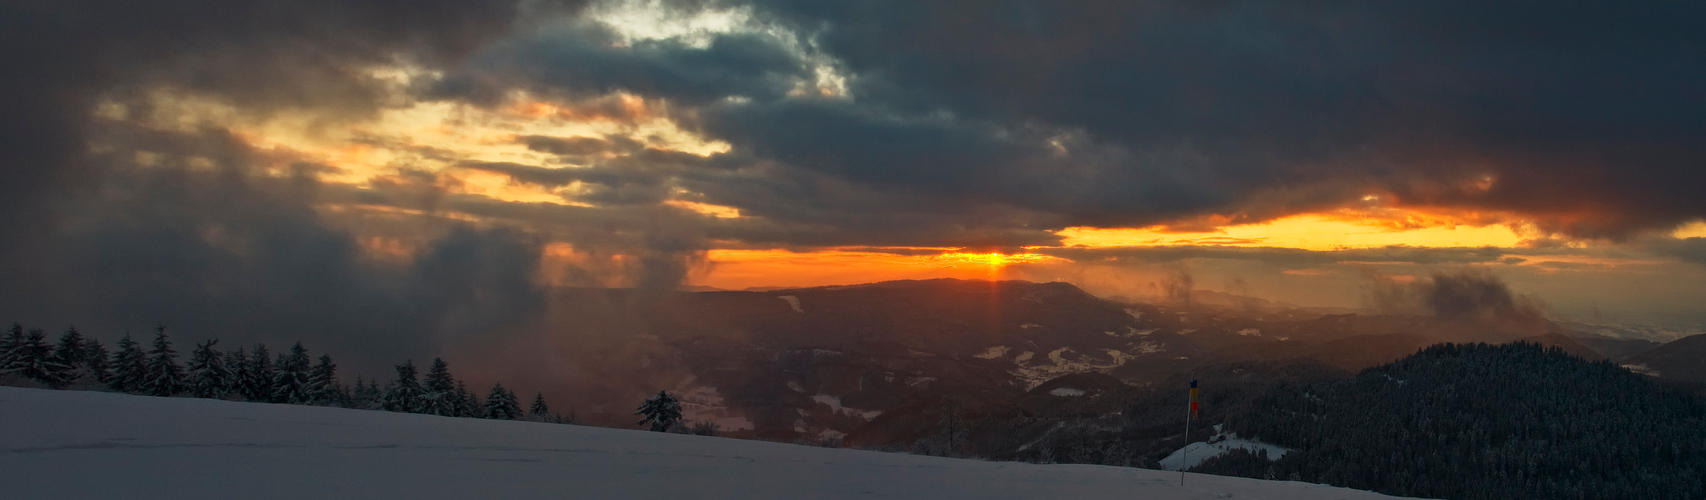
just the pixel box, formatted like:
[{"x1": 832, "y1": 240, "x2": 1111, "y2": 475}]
[
  {"x1": 1159, "y1": 424, "x2": 1295, "y2": 471},
  {"x1": 0, "y1": 387, "x2": 1417, "y2": 499}
]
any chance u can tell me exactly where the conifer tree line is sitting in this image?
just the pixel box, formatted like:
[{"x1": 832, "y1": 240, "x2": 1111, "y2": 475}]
[
  {"x1": 1194, "y1": 342, "x2": 1706, "y2": 500},
  {"x1": 0, "y1": 323, "x2": 570, "y2": 424}
]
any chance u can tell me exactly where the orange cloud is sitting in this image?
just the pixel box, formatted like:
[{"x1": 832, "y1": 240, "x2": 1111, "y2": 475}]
[{"x1": 1058, "y1": 212, "x2": 1525, "y2": 251}]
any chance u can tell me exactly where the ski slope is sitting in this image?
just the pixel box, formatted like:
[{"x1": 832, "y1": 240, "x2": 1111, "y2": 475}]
[{"x1": 0, "y1": 387, "x2": 1416, "y2": 499}]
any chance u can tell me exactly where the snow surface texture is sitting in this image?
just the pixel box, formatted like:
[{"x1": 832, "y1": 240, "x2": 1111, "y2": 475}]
[
  {"x1": 0, "y1": 387, "x2": 1414, "y2": 500},
  {"x1": 1160, "y1": 425, "x2": 1296, "y2": 472}
]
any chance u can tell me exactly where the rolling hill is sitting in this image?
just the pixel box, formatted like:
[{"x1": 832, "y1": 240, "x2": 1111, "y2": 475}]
[
  {"x1": 1622, "y1": 333, "x2": 1706, "y2": 384},
  {"x1": 537, "y1": 278, "x2": 1639, "y2": 444},
  {"x1": 0, "y1": 386, "x2": 1412, "y2": 500}
]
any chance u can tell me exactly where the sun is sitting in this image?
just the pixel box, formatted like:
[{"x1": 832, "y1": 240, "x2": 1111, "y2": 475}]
[{"x1": 936, "y1": 252, "x2": 1050, "y2": 268}]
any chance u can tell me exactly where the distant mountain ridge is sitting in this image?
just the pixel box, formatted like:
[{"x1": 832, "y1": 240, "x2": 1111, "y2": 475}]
[
  {"x1": 1622, "y1": 333, "x2": 1706, "y2": 384},
  {"x1": 542, "y1": 278, "x2": 1656, "y2": 443}
]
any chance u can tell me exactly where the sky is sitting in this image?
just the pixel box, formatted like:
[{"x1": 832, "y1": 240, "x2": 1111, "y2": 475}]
[{"x1": 3, "y1": 0, "x2": 1706, "y2": 372}]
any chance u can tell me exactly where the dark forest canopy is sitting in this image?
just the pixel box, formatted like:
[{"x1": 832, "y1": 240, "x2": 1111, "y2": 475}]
[{"x1": 1201, "y1": 342, "x2": 1706, "y2": 500}]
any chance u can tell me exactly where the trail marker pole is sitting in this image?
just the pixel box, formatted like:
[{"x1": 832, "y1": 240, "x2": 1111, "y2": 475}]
[
  {"x1": 1181, "y1": 403, "x2": 1190, "y2": 486},
  {"x1": 1181, "y1": 378, "x2": 1198, "y2": 486}
]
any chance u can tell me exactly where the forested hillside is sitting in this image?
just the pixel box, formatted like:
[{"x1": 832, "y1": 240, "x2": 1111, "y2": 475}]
[
  {"x1": 1198, "y1": 342, "x2": 1706, "y2": 500},
  {"x1": 1623, "y1": 333, "x2": 1706, "y2": 385}
]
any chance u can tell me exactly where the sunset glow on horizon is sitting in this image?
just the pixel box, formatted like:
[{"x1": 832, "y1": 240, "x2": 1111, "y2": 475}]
[
  {"x1": 110, "y1": 80, "x2": 1665, "y2": 296},
  {"x1": 8, "y1": 0, "x2": 1706, "y2": 332}
]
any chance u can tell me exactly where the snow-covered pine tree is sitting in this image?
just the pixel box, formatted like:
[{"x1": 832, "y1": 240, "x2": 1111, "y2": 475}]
[
  {"x1": 529, "y1": 392, "x2": 550, "y2": 421},
  {"x1": 141, "y1": 326, "x2": 186, "y2": 397},
  {"x1": 452, "y1": 379, "x2": 477, "y2": 417},
  {"x1": 109, "y1": 333, "x2": 148, "y2": 393},
  {"x1": 82, "y1": 337, "x2": 111, "y2": 385},
  {"x1": 347, "y1": 375, "x2": 366, "y2": 407},
  {"x1": 381, "y1": 360, "x2": 423, "y2": 413},
  {"x1": 9, "y1": 328, "x2": 69, "y2": 387},
  {"x1": 420, "y1": 358, "x2": 457, "y2": 416},
  {"x1": 50, "y1": 326, "x2": 90, "y2": 385},
  {"x1": 345, "y1": 374, "x2": 363, "y2": 406},
  {"x1": 226, "y1": 347, "x2": 253, "y2": 399},
  {"x1": 246, "y1": 344, "x2": 275, "y2": 402},
  {"x1": 271, "y1": 342, "x2": 312, "y2": 404},
  {"x1": 187, "y1": 339, "x2": 228, "y2": 398},
  {"x1": 306, "y1": 354, "x2": 339, "y2": 405},
  {"x1": 484, "y1": 382, "x2": 522, "y2": 420},
  {"x1": 634, "y1": 390, "x2": 683, "y2": 432},
  {"x1": 0, "y1": 323, "x2": 24, "y2": 372},
  {"x1": 358, "y1": 377, "x2": 385, "y2": 410}
]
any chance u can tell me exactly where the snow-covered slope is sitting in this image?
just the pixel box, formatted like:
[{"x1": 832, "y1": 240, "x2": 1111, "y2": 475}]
[
  {"x1": 1159, "y1": 425, "x2": 1294, "y2": 471},
  {"x1": 0, "y1": 387, "x2": 1416, "y2": 500}
]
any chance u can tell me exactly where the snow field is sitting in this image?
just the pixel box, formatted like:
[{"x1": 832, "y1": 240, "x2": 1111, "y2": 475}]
[
  {"x1": 0, "y1": 387, "x2": 1415, "y2": 500},
  {"x1": 1160, "y1": 425, "x2": 1295, "y2": 471}
]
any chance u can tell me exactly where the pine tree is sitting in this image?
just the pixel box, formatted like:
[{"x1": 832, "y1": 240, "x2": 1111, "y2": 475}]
[
  {"x1": 484, "y1": 383, "x2": 522, "y2": 420},
  {"x1": 227, "y1": 347, "x2": 252, "y2": 399},
  {"x1": 187, "y1": 339, "x2": 228, "y2": 398},
  {"x1": 634, "y1": 390, "x2": 682, "y2": 432},
  {"x1": 452, "y1": 380, "x2": 477, "y2": 417},
  {"x1": 0, "y1": 323, "x2": 24, "y2": 372},
  {"x1": 353, "y1": 377, "x2": 382, "y2": 410},
  {"x1": 306, "y1": 354, "x2": 339, "y2": 405},
  {"x1": 420, "y1": 358, "x2": 457, "y2": 416},
  {"x1": 381, "y1": 360, "x2": 423, "y2": 413},
  {"x1": 530, "y1": 392, "x2": 551, "y2": 421},
  {"x1": 110, "y1": 333, "x2": 148, "y2": 393},
  {"x1": 271, "y1": 342, "x2": 311, "y2": 404},
  {"x1": 246, "y1": 344, "x2": 274, "y2": 402},
  {"x1": 938, "y1": 396, "x2": 966, "y2": 455},
  {"x1": 10, "y1": 328, "x2": 69, "y2": 387},
  {"x1": 51, "y1": 326, "x2": 90, "y2": 385},
  {"x1": 82, "y1": 337, "x2": 111, "y2": 384},
  {"x1": 347, "y1": 375, "x2": 365, "y2": 407},
  {"x1": 466, "y1": 386, "x2": 484, "y2": 417},
  {"x1": 141, "y1": 326, "x2": 185, "y2": 396}
]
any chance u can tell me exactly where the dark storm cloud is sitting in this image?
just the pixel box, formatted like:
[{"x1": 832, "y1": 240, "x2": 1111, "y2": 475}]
[
  {"x1": 434, "y1": 0, "x2": 1706, "y2": 240},
  {"x1": 519, "y1": 134, "x2": 645, "y2": 157},
  {"x1": 0, "y1": 0, "x2": 559, "y2": 239},
  {"x1": 0, "y1": 125, "x2": 547, "y2": 372},
  {"x1": 460, "y1": 160, "x2": 676, "y2": 205},
  {"x1": 0, "y1": 0, "x2": 595, "y2": 374},
  {"x1": 738, "y1": 0, "x2": 1706, "y2": 237},
  {"x1": 441, "y1": 21, "x2": 812, "y2": 106},
  {"x1": 456, "y1": 146, "x2": 1068, "y2": 249},
  {"x1": 690, "y1": 98, "x2": 1225, "y2": 227}
]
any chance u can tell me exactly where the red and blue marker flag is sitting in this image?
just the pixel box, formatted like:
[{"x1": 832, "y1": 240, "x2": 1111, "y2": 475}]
[{"x1": 1188, "y1": 379, "x2": 1199, "y2": 419}]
